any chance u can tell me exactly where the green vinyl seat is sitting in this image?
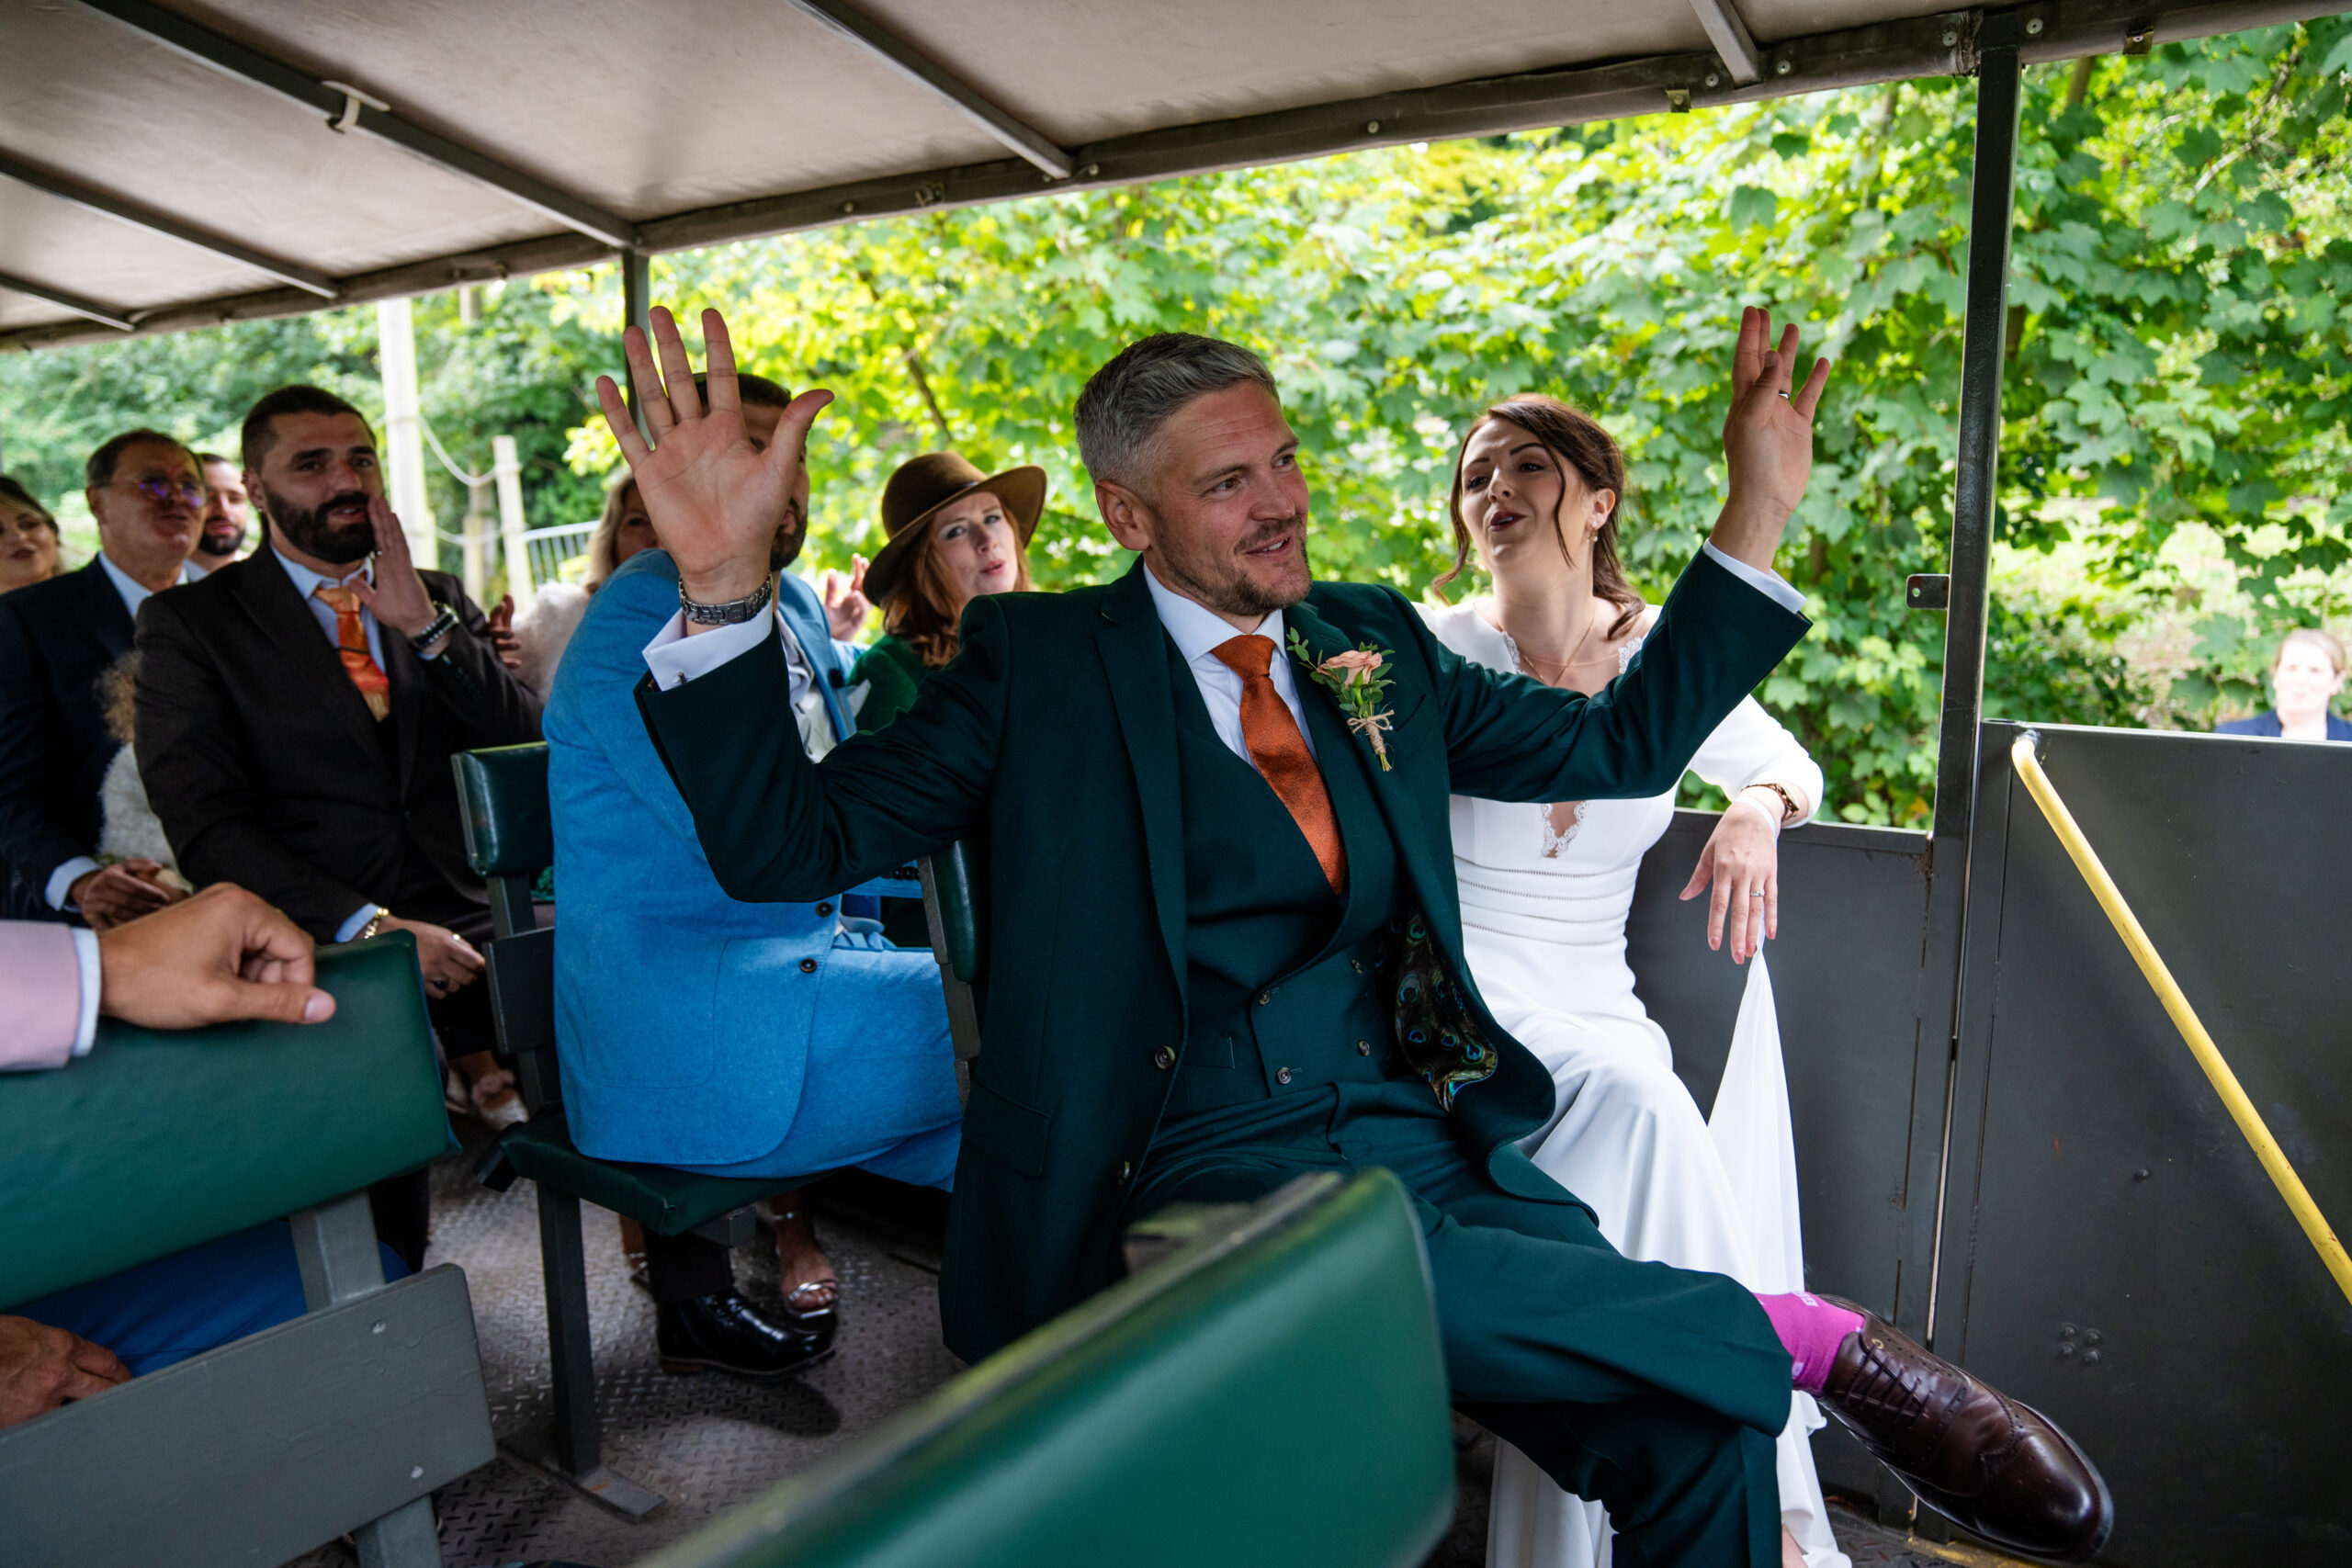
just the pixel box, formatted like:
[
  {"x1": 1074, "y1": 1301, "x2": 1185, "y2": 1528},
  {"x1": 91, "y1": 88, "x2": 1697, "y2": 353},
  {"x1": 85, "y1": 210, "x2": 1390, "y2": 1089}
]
[
  {"x1": 0, "y1": 936, "x2": 492, "y2": 1568},
  {"x1": 495, "y1": 1115, "x2": 798, "y2": 1237},
  {"x1": 456, "y1": 741, "x2": 838, "y2": 1518},
  {"x1": 639, "y1": 1168, "x2": 1454, "y2": 1568}
]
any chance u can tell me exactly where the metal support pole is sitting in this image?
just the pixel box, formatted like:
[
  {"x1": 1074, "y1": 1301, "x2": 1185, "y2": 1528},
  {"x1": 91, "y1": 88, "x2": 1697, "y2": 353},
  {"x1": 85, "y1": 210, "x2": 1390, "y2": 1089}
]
[
  {"x1": 377, "y1": 296, "x2": 437, "y2": 566},
  {"x1": 1883, "y1": 24, "x2": 2020, "y2": 1532},
  {"x1": 620, "y1": 247, "x2": 652, "y2": 445},
  {"x1": 492, "y1": 434, "x2": 531, "y2": 598},
  {"x1": 513, "y1": 1183, "x2": 663, "y2": 1517}
]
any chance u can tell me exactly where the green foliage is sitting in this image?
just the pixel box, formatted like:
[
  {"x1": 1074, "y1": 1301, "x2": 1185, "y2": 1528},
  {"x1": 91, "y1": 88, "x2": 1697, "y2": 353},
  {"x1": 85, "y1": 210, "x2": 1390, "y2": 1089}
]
[
  {"x1": 0, "y1": 283, "x2": 612, "y2": 580},
  {"x1": 5, "y1": 24, "x2": 2346, "y2": 821}
]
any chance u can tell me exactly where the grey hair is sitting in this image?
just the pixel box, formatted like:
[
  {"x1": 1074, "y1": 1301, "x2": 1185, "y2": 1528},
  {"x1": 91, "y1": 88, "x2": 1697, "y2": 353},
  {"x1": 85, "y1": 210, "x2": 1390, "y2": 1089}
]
[{"x1": 1075, "y1": 333, "x2": 1279, "y2": 490}]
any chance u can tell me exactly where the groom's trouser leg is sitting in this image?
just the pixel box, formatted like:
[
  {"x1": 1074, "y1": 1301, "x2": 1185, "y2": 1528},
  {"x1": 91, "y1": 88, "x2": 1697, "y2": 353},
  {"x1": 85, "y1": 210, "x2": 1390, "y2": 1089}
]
[
  {"x1": 1463, "y1": 1394, "x2": 1780, "y2": 1568},
  {"x1": 1130, "y1": 1108, "x2": 1789, "y2": 1568}
]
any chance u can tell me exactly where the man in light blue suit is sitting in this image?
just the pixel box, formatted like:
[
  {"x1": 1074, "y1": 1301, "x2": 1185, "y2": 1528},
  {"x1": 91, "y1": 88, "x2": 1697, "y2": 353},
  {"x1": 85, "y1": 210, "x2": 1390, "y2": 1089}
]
[{"x1": 546, "y1": 376, "x2": 960, "y2": 1382}]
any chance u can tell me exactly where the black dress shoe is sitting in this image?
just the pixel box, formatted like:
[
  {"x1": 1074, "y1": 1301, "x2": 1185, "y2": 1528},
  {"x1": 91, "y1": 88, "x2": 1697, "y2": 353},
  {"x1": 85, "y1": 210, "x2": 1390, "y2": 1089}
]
[
  {"x1": 656, "y1": 1292, "x2": 833, "y2": 1382},
  {"x1": 1817, "y1": 1296, "x2": 2114, "y2": 1563}
]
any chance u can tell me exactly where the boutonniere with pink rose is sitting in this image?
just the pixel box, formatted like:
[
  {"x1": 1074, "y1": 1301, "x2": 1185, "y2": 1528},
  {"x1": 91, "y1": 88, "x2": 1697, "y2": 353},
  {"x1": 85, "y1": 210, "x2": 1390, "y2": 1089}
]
[{"x1": 1288, "y1": 632, "x2": 1398, "y2": 771}]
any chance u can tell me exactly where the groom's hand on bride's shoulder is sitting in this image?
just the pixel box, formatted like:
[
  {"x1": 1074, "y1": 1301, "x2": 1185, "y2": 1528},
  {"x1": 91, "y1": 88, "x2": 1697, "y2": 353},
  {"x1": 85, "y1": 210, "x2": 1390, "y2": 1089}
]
[
  {"x1": 593, "y1": 305, "x2": 834, "y2": 626},
  {"x1": 1709, "y1": 305, "x2": 1831, "y2": 572}
]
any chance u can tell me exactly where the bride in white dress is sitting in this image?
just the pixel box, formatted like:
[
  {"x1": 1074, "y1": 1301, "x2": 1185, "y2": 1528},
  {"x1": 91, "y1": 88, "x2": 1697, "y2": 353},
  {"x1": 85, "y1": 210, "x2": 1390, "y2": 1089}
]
[{"x1": 1419, "y1": 395, "x2": 1848, "y2": 1568}]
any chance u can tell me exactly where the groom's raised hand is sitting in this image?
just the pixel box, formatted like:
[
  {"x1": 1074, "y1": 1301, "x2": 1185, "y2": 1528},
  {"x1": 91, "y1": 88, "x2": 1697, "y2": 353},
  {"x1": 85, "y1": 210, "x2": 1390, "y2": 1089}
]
[
  {"x1": 1708, "y1": 305, "x2": 1831, "y2": 572},
  {"x1": 594, "y1": 306, "x2": 833, "y2": 632}
]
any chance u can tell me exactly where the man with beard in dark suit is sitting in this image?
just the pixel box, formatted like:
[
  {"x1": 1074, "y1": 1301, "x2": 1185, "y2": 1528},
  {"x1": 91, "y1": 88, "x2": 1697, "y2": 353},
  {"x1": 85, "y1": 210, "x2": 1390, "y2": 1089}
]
[{"x1": 132, "y1": 386, "x2": 540, "y2": 1269}]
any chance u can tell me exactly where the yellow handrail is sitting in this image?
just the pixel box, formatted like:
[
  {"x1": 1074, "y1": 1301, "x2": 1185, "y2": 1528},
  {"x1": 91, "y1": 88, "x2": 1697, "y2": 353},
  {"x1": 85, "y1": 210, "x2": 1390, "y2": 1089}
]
[{"x1": 2008, "y1": 732, "x2": 2352, "y2": 1306}]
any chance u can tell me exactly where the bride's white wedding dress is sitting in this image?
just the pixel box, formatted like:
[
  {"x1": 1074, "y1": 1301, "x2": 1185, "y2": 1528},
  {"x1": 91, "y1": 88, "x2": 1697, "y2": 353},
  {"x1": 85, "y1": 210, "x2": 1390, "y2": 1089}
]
[{"x1": 1419, "y1": 598, "x2": 1850, "y2": 1568}]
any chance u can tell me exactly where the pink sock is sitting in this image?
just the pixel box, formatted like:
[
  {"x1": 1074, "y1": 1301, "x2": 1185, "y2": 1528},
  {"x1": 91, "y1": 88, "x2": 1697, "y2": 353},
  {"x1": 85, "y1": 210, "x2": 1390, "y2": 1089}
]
[{"x1": 1757, "y1": 1291, "x2": 1866, "y2": 1395}]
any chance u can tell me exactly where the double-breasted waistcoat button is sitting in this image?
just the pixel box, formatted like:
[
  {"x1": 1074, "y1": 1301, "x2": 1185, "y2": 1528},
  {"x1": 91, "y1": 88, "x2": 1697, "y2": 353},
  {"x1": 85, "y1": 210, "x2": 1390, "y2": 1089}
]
[
  {"x1": 1257, "y1": 990, "x2": 1272, "y2": 1006},
  {"x1": 798, "y1": 958, "x2": 819, "y2": 974},
  {"x1": 815, "y1": 901, "x2": 832, "y2": 916},
  {"x1": 1152, "y1": 1046, "x2": 1175, "y2": 1069},
  {"x1": 1275, "y1": 1066, "x2": 1294, "y2": 1086},
  {"x1": 1351, "y1": 958, "x2": 1363, "y2": 973},
  {"x1": 1114, "y1": 1160, "x2": 1133, "y2": 1185},
  {"x1": 1356, "y1": 1040, "x2": 1372, "y2": 1055}
]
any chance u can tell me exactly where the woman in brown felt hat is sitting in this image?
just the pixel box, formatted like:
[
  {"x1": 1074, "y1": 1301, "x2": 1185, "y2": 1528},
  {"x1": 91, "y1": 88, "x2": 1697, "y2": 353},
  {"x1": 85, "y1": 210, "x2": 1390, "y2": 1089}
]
[{"x1": 850, "y1": 450, "x2": 1046, "y2": 733}]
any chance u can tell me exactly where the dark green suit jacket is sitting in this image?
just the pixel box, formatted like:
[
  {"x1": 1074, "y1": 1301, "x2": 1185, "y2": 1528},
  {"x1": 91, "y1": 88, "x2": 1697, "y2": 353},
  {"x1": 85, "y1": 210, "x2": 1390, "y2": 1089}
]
[{"x1": 639, "y1": 549, "x2": 1806, "y2": 1361}]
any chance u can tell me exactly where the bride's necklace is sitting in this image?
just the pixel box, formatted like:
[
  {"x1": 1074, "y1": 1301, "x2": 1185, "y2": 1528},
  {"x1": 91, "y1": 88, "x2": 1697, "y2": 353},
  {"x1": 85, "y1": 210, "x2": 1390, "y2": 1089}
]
[{"x1": 1512, "y1": 611, "x2": 1603, "y2": 688}]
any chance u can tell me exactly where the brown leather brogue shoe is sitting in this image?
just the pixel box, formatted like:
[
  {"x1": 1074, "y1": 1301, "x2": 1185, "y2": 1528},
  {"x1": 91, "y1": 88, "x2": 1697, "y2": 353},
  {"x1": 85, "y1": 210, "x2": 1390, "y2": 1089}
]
[{"x1": 1816, "y1": 1296, "x2": 2113, "y2": 1563}]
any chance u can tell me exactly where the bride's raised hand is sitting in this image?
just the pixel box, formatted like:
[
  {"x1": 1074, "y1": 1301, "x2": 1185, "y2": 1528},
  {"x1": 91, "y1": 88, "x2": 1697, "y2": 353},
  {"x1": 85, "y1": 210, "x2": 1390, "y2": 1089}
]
[
  {"x1": 1708, "y1": 305, "x2": 1830, "y2": 571},
  {"x1": 593, "y1": 306, "x2": 832, "y2": 623}
]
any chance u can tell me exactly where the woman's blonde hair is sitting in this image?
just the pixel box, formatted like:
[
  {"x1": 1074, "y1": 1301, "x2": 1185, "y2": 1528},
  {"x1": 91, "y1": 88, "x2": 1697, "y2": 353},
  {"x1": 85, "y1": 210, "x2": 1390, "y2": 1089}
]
[
  {"x1": 583, "y1": 472, "x2": 641, "y2": 592},
  {"x1": 2276, "y1": 626, "x2": 2346, "y2": 675},
  {"x1": 881, "y1": 513, "x2": 1036, "y2": 670}
]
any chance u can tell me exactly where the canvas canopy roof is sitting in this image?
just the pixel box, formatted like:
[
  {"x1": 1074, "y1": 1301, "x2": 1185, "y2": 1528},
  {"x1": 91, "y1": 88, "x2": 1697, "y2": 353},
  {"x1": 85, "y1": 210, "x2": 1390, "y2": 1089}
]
[{"x1": 0, "y1": 0, "x2": 2335, "y2": 349}]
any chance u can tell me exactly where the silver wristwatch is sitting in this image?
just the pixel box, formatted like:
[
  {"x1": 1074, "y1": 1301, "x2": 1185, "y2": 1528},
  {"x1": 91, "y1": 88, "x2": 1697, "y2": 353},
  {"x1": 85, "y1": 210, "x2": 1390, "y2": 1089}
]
[{"x1": 679, "y1": 576, "x2": 775, "y2": 626}]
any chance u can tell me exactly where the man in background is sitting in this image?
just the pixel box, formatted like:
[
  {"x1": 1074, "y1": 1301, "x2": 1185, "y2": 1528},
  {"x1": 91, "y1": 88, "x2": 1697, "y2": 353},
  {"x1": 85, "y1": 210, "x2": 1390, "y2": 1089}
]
[
  {"x1": 187, "y1": 452, "x2": 255, "y2": 574},
  {"x1": 134, "y1": 386, "x2": 540, "y2": 1269},
  {"x1": 0, "y1": 430, "x2": 200, "y2": 929}
]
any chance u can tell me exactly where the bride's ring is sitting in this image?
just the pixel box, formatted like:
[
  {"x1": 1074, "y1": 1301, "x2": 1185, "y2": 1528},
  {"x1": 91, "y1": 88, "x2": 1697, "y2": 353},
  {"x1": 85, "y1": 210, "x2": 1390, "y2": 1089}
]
[{"x1": 1749, "y1": 890, "x2": 1766, "y2": 899}]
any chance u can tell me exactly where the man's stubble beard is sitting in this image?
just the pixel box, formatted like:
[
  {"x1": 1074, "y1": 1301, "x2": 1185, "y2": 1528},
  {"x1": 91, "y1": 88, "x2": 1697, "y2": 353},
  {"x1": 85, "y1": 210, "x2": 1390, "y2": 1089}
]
[
  {"x1": 198, "y1": 525, "x2": 246, "y2": 558},
  {"x1": 260, "y1": 480, "x2": 373, "y2": 565},
  {"x1": 1154, "y1": 517, "x2": 1313, "y2": 620}
]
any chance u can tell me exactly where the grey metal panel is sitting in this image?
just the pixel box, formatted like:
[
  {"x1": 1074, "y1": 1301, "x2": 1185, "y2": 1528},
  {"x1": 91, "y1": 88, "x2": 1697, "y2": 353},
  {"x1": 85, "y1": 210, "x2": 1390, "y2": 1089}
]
[
  {"x1": 1624, "y1": 807, "x2": 1929, "y2": 1500},
  {"x1": 0, "y1": 1265, "x2": 494, "y2": 1568},
  {"x1": 1940, "y1": 722, "x2": 2352, "y2": 1567}
]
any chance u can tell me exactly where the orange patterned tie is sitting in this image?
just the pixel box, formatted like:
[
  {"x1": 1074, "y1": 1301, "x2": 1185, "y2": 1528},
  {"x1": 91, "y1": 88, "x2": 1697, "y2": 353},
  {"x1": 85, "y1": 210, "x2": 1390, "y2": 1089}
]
[
  {"x1": 1211, "y1": 634, "x2": 1347, "y2": 897},
  {"x1": 314, "y1": 581, "x2": 390, "y2": 722}
]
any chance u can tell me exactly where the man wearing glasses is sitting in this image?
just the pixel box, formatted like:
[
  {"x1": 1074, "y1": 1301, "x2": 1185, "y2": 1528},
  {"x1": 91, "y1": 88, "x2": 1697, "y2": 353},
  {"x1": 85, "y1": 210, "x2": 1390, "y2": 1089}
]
[{"x1": 0, "y1": 430, "x2": 202, "y2": 929}]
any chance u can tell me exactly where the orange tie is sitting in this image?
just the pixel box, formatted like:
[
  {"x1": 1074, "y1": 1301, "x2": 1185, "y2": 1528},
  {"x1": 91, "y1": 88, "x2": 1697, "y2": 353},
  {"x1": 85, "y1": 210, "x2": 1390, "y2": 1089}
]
[
  {"x1": 314, "y1": 581, "x2": 391, "y2": 722},
  {"x1": 1211, "y1": 634, "x2": 1347, "y2": 897}
]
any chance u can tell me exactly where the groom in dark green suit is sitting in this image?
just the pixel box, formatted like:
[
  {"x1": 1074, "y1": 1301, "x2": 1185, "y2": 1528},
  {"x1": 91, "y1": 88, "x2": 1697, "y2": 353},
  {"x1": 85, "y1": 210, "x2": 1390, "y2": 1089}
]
[{"x1": 597, "y1": 306, "x2": 2110, "y2": 1566}]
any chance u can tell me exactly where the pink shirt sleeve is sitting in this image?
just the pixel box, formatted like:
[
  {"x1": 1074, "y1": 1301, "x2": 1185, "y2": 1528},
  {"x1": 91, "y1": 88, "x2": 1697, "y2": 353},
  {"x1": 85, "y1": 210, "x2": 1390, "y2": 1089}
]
[{"x1": 0, "y1": 922, "x2": 85, "y2": 1071}]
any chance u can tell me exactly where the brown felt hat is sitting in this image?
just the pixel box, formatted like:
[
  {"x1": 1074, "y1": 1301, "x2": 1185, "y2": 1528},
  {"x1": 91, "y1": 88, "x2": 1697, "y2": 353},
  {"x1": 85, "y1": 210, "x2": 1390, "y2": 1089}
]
[{"x1": 864, "y1": 451, "x2": 1047, "y2": 605}]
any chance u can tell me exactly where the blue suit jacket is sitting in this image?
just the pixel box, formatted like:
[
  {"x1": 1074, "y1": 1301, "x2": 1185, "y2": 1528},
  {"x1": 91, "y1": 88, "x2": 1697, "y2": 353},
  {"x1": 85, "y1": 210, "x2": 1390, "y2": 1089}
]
[
  {"x1": 2215, "y1": 710, "x2": 2352, "y2": 740},
  {"x1": 546, "y1": 549, "x2": 887, "y2": 1165}
]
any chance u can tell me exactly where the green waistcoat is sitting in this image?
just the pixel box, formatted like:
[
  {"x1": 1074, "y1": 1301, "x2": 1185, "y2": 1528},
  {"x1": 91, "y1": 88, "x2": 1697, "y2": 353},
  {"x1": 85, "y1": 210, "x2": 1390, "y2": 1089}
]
[{"x1": 1161, "y1": 635, "x2": 1399, "y2": 1118}]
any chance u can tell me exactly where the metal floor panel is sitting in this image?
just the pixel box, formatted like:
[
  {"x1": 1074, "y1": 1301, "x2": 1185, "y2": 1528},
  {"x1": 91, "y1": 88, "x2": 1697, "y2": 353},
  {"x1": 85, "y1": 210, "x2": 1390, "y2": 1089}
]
[{"x1": 283, "y1": 1149, "x2": 960, "y2": 1568}]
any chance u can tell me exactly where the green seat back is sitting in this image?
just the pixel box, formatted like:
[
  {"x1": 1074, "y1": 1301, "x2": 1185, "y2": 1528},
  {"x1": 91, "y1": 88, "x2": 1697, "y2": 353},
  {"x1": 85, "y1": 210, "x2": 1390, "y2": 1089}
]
[
  {"x1": 454, "y1": 742, "x2": 552, "y2": 878},
  {"x1": 0, "y1": 937, "x2": 452, "y2": 1307},
  {"x1": 641, "y1": 1168, "x2": 1454, "y2": 1568},
  {"x1": 923, "y1": 840, "x2": 984, "y2": 986}
]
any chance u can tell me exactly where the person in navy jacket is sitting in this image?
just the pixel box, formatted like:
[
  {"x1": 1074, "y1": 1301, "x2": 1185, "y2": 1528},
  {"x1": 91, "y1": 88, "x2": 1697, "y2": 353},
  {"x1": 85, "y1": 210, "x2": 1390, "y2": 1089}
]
[
  {"x1": 2215, "y1": 628, "x2": 2351, "y2": 741},
  {"x1": 545, "y1": 377, "x2": 958, "y2": 1384}
]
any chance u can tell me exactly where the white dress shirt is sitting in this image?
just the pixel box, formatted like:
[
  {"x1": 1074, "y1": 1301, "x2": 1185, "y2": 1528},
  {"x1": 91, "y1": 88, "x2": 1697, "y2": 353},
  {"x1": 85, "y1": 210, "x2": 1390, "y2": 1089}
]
[
  {"x1": 643, "y1": 603, "x2": 836, "y2": 761},
  {"x1": 271, "y1": 546, "x2": 388, "y2": 670},
  {"x1": 47, "y1": 554, "x2": 198, "y2": 910},
  {"x1": 1139, "y1": 563, "x2": 1317, "y2": 768},
  {"x1": 639, "y1": 545, "x2": 1800, "y2": 784}
]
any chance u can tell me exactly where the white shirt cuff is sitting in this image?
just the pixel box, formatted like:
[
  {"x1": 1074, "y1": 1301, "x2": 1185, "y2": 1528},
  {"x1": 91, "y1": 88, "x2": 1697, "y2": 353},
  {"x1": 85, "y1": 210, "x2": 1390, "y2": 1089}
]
[
  {"x1": 643, "y1": 606, "x2": 776, "y2": 690},
  {"x1": 72, "y1": 926, "x2": 100, "y2": 1058},
  {"x1": 1701, "y1": 541, "x2": 1804, "y2": 613},
  {"x1": 334, "y1": 904, "x2": 380, "y2": 945},
  {"x1": 47, "y1": 855, "x2": 100, "y2": 911}
]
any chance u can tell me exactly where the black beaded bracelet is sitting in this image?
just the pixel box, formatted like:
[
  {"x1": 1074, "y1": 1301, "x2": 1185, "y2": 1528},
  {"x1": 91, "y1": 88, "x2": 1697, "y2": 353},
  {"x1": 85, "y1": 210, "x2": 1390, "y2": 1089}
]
[{"x1": 408, "y1": 603, "x2": 459, "y2": 652}]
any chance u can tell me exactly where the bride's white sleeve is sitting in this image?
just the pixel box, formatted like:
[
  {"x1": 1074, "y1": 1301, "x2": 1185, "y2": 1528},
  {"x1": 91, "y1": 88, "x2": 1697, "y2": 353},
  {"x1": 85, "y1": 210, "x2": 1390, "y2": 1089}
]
[{"x1": 1686, "y1": 694, "x2": 1824, "y2": 822}]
